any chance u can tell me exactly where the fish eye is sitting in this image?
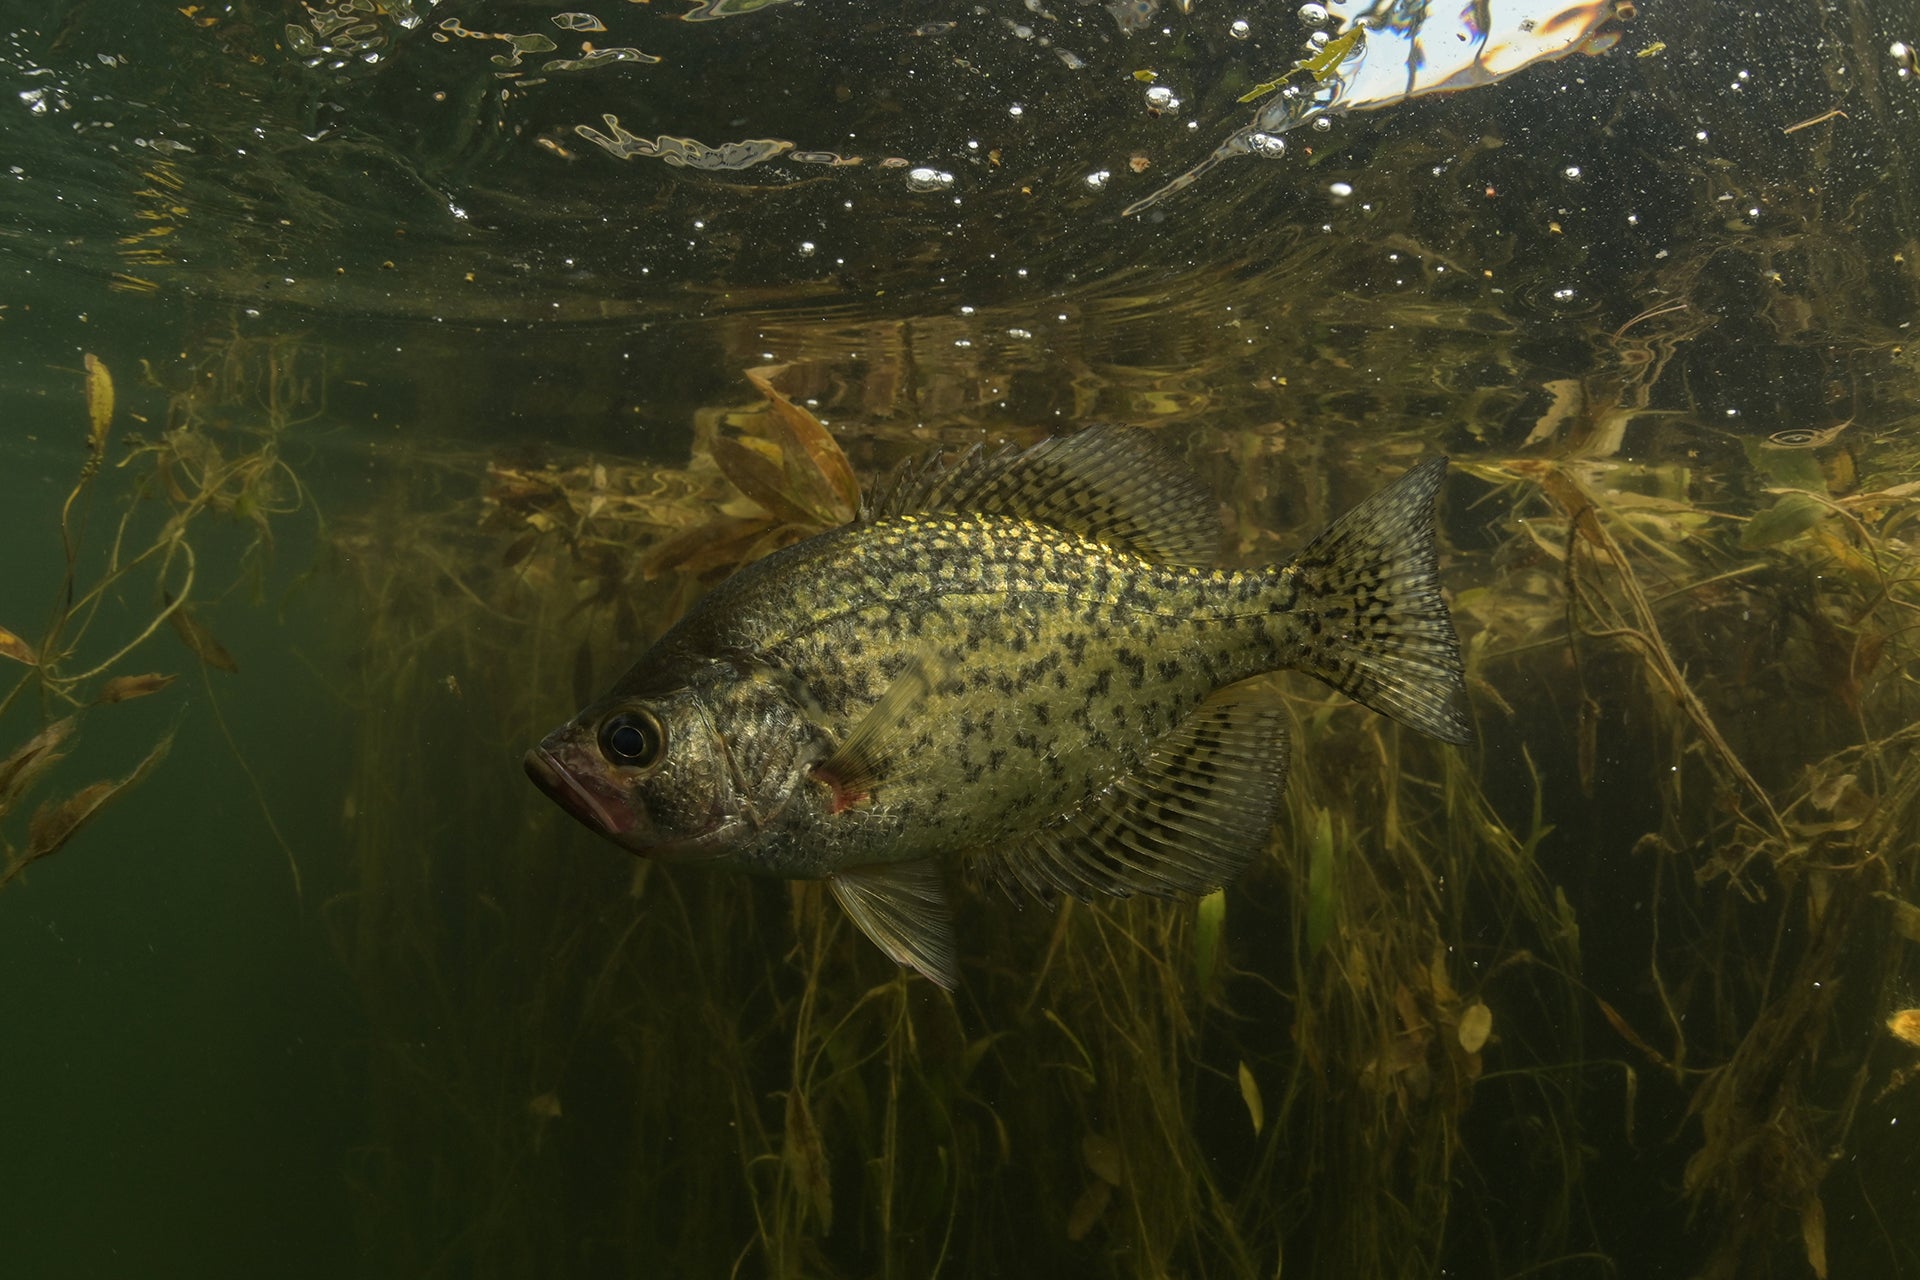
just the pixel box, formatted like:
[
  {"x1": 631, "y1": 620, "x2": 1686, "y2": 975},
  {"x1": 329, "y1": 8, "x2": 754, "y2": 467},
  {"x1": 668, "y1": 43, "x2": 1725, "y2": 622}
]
[{"x1": 598, "y1": 710, "x2": 666, "y2": 770}]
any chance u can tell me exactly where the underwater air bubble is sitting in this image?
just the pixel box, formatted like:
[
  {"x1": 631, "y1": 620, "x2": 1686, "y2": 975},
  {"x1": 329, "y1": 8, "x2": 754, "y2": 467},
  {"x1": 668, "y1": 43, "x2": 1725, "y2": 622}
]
[
  {"x1": 1145, "y1": 84, "x2": 1181, "y2": 112},
  {"x1": 906, "y1": 166, "x2": 955, "y2": 192},
  {"x1": 1298, "y1": 3, "x2": 1329, "y2": 25},
  {"x1": 1249, "y1": 132, "x2": 1286, "y2": 158},
  {"x1": 1231, "y1": 19, "x2": 1251, "y2": 38},
  {"x1": 1085, "y1": 169, "x2": 1112, "y2": 190}
]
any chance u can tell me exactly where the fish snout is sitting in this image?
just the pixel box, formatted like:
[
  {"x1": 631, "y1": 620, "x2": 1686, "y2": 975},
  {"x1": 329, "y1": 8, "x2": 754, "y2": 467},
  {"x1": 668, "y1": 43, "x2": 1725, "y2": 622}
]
[{"x1": 523, "y1": 744, "x2": 648, "y2": 841}]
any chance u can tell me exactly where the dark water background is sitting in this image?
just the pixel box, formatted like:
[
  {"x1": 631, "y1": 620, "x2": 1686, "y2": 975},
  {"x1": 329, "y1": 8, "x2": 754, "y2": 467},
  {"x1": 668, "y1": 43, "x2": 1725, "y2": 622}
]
[{"x1": 3, "y1": 2, "x2": 1918, "y2": 1277}]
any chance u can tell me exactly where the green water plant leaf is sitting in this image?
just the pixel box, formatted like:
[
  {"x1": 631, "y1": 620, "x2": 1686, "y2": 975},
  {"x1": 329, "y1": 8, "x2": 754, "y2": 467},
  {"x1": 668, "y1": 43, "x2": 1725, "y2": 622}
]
[
  {"x1": 1739, "y1": 492, "x2": 1828, "y2": 549},
  {"x1": 1192, "y1": 887, "x2": 1226, "y2": 991}
]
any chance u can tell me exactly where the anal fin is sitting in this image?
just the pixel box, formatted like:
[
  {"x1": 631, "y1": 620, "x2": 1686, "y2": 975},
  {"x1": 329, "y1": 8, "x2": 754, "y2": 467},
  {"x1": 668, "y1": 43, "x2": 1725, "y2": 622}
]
[
  {"x1": 974, "y1": 682, "x2": 1291, "y2": 903},
  {"x1": 828, "y1": 859, "x2": 959, "y2": 989}
]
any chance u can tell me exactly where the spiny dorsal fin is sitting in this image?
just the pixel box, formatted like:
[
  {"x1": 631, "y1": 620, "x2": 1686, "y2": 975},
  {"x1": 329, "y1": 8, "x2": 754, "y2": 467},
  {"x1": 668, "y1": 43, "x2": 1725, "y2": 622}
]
[
  {"x1": 828, "y1": 858, "x2": 958, "y2": 988},
  {"x1": 862, "y1": 425, "x2": 1222, "y2": 566},
  {"x1": 970, "y1": 682, "x2": 1291, "y2": 902}
]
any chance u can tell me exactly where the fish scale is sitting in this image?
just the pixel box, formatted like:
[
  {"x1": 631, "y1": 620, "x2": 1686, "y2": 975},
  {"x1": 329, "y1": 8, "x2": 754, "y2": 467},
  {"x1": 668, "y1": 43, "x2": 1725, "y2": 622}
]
[{"x1": 526, "y1": 426, "x2": 1471, "y2": 988}]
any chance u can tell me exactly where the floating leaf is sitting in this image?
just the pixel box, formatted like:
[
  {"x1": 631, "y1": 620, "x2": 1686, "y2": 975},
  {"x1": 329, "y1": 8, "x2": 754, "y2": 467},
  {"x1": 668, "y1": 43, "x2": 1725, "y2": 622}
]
[
  {"x1": 1457, "y1": 1002, "x2": 1493, "y2": 1054},
  {"x1": 1192, "y1": 887, "x2": 1226, "y2": 991},
  {"x1": 1739, "y1": 491, "x2": 1828, "y2": 549},
  {"x1": 164, "y1": 593, "x2": 239, "y2": 673},
  {"x1": 1304, "y1": 805, "x2": 1336, "y2": 956},
  {"x1": 1887, "y1": 1009, "x2": 1920, "y2": 1048},
  {"x1": 84, "y1": 353, "x2": 114, "y2": 454},
  {"x1": 782, "y1": 1089, "x2": 832, "y2": 1233},
  {"x1": 1237, "y1": 1061, "x2": 1265, "y2": 1136},
  {"x1": 0, "y1": 623, "x2": 37, "y2": 666},
  {"x1": 95, "y1": 672, "x2": 177, "y2": 705}
]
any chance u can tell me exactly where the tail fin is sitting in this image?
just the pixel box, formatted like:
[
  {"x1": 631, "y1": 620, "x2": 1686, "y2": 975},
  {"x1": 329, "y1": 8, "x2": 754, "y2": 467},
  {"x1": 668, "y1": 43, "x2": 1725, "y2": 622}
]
[{"x1": 1288, "y1": 457, "x2": 1473, "y2": 744}]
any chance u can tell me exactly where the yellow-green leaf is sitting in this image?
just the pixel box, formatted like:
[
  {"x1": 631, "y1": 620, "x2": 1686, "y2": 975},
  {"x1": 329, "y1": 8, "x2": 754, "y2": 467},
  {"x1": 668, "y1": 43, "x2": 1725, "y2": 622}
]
[
  {"x1": 164, "y1": 594, "x2": 239, "y2": 673},
  {"x1": 1237, "y1": 1061, "x2": 1265, "y2": 1136},
  {"x1": 20, "y1": 733, "x2": 171, "y2": 865},
  {"x1": 1875, "y1": 892, "x2": 1920, "y2": 945},
  {"x1": 0, "y1": 624, "x2": 37, "y2": 666},
  {"x1": 1081, "y1": 1133, "x2": 1122, "y2": 1186},
  {"x1": 84, "y1": 353, "x2": 114, "y2": 454},
  {"x1": 1457, "y1": 1001, "x2": 1493, "y2": 1054},
  {"x1": 1739, "y1": 491, "x2": 1828, "y2": 549},
  {"x1": 0, "y1": 717, "x2": 78, "y2": 819},
  {"x1": 1193, "y1": 887, "x2": 1227, "y2": 990},
  {"x1": 95, "y1": 672, "x2": 176, "y2": 705},
  {"x1": 1065, "y1": 1180, "x2": 1111, "y2": 1241}
]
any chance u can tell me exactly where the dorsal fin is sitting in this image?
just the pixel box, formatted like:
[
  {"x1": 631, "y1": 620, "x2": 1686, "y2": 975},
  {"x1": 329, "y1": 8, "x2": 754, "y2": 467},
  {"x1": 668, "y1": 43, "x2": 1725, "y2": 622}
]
[
  {"x1": 968, "y1": 682, "x2": 1292, "y2": 903},
  {"x1": 862, "y1": 425, "x2": 1222, "y2": 566}
]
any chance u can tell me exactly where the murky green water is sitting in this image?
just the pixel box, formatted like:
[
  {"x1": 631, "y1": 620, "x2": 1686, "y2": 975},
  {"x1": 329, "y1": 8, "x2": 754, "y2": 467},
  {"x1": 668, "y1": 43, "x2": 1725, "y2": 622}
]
[{"x1": 3, "y1": 2, "x2": 1918, "y2": 1277}]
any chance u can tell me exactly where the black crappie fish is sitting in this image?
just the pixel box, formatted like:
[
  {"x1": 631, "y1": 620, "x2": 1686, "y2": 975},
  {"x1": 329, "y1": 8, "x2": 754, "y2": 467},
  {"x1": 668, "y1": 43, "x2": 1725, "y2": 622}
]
[{"x1": 525, "y1": 426, "x2": 1470, "y2": 987}]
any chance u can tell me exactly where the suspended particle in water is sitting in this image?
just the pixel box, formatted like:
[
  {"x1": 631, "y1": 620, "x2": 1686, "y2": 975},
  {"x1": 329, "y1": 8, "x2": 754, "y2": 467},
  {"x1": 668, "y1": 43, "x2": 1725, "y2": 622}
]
[
  {"x1": 1230, "y1": 19, "x2": 1251, "y2": 38},
  {"x1": 906, "y1": 166, "x2": 955, "y2": 191},
  {"x1": 1248, "y1": 132, "x2": 1286, "y2": 158}
]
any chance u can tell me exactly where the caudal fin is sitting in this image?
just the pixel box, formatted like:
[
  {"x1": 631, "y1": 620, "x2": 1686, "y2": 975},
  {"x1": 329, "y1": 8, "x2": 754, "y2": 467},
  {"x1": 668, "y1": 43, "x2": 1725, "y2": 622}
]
[{"x1": 1288, "y1": 457, "x2": 1473, "y2": 744}]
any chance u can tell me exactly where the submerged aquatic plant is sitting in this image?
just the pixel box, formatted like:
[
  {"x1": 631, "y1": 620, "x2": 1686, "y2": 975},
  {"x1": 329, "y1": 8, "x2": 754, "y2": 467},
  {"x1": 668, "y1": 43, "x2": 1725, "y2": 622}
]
[
  {"x1": 329, "y1": 337, "x2": 1919, "y2": 1278},
  {"x1": 0, "y1": 332, "x2": 324, "y2": 893}
]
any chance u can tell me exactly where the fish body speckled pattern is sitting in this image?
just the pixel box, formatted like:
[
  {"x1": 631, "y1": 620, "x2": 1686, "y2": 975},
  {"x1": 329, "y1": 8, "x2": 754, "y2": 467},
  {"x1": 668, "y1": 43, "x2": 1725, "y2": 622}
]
[{"x1": 525, "y1": 426, "x2": 1471, "y2": 987}]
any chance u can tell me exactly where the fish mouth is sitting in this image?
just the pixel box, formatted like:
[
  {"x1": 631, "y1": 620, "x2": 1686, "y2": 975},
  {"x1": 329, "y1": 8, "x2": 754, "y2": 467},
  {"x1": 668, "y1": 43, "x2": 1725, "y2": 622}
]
[{"x1": 524, "y1": 747, "x2": 639, "y2": 837}]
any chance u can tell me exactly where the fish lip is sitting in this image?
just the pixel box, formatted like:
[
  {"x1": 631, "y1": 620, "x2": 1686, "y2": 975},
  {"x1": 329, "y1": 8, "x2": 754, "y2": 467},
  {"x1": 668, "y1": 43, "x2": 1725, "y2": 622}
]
[{"x1": 524, "y1": 746, "x2": 637, "y2": 837}]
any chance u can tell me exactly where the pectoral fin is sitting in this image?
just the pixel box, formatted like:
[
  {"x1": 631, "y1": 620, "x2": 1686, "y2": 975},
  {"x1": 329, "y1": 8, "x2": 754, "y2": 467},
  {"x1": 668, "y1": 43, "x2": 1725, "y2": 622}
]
[
  {"x1": 828, "y1": 858, "x2": 959, "y2": 989},
  {"x1": 812, "y1": 654, "x2": 945, "y2": 811},
  {"x1": 974, "y1": 682, "x2": 1291, "y2": 902}
]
